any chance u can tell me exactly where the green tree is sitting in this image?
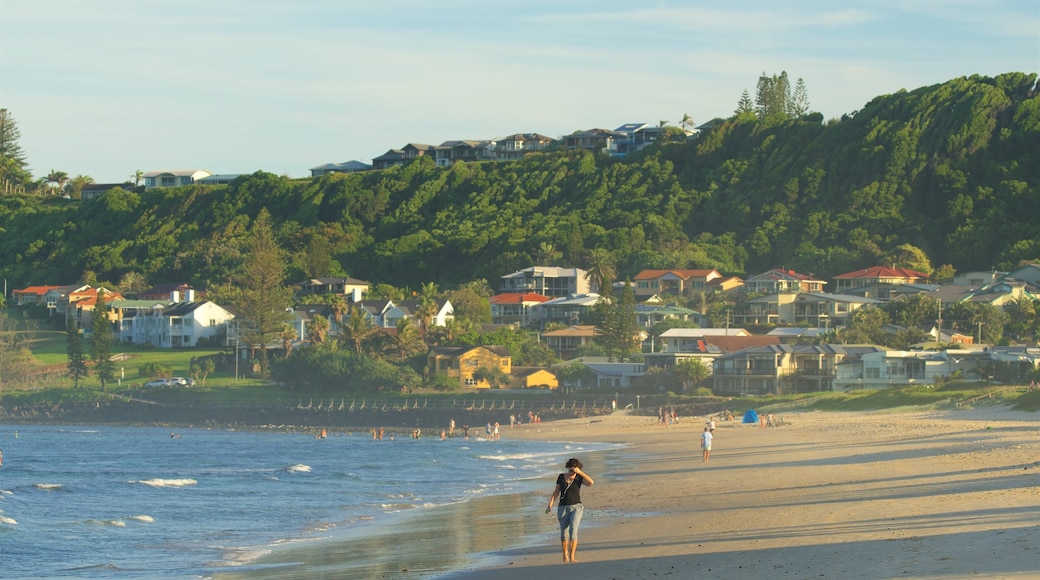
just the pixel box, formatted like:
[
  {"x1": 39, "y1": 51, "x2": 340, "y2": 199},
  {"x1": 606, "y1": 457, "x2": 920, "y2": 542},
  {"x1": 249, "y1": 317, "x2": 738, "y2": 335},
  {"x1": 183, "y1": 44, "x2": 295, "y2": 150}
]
[
  {"x1": 790, "y1": 77, "x2": 810, "y2": 116},
  {"x1": 308, "y1": 313, "x2": 330, "y2": 345},
  {"x1": 0, "y1": 108, "x2": 32, "y2": 193},
  {"x1": 89, "y1": 289, "x2": 115, "y2": 391},
  {"x1": 386, "y1": 318, "x2": 424, "y2": 361},
  {"x1": 472, "y1": 365, "x2": 510, "y2": 389},
  {"x1": 232, "y1": 208, "x2": 294, "y2": 376},
  {"x1": 734, "y1": 89, "x2": 755, "y2": 116},
  {"x1": 66, "y1": 315, "x2": 89, "y2": 388},
  {"x1": 341, "y1": 307, "x2": 376, "y2": 354},
  {"x1": 190, "y1": 357, "x2": 216, "y2": 385},
  {"x1": 675, "y1": 358, "x2": 710, "y2": 393},
  {"x1": 583, "y1": 248, "x2": 617, "y2": 293}
]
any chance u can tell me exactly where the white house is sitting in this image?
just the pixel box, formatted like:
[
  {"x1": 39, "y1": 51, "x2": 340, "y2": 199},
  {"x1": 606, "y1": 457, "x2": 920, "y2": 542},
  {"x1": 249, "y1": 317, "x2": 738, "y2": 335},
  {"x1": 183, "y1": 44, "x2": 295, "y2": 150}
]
[
  {"x1": 143, "y1": 170, "x2": 212, "y2": 189},
  {"x1": 122, "y1": 301, "x2": 234, "y2": 347}
]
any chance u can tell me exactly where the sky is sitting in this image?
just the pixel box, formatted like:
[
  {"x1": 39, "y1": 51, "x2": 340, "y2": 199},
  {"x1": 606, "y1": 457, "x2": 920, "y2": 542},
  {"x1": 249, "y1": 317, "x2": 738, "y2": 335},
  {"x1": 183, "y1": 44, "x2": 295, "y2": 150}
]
[{"x1": 1, "y1": 0, "x2": 1038, "y2": 184}]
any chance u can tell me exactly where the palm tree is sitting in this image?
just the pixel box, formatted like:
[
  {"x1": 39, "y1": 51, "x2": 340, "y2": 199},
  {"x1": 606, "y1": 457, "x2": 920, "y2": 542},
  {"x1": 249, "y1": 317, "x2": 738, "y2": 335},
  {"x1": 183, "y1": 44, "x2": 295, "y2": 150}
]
[
  {"x1": 46, "y1": 169, "x2": 68, "y2": 195},
  {"x1": 280, "y1": 325, "x2": 298, "y2": 357},
  {"x1": 133, "y1": 169, "x2": 144, "y2": 187},
  {"x1": 675, "y1": 358, "x2": 710, "y2": 393},
  {"x1": 341, "y1": 307, "x2": 376, "y2": 354},
  {"x1": 324, "y1": 293, "x2": 349, "y2": 334},
  {"x1": 680, "y1": 113, "x2": 693, "y2": 131},
  {"x1": 583, "y1": 248, "x2": 617, "y2": 293},
  {"x1": 118, "y1": 271, "x2": 147, "y2": 294},
  {"x1": 308, "y1": 314, "x2": 330, "y2": 345},
  {"x1": 386, "y1": 318, "x2": 424, "y2": 361},
  {"x1": 414, "y1": 282, "x2": 439, "y2": 337}
]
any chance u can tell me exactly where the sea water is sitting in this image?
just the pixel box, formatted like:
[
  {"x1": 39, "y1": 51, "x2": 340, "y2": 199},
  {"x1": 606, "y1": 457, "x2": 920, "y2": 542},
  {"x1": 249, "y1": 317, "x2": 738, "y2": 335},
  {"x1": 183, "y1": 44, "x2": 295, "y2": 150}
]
[{"x1": 0, "y1": 425, "x2": 618, "y2": 579}]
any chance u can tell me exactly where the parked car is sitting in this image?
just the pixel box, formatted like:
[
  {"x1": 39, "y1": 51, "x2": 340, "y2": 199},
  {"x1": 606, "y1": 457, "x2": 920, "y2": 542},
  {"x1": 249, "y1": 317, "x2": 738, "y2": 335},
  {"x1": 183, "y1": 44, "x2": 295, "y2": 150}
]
[
  {"x1": 169, "y1": 377, "x2": 195, "y2": 387},
  {"x1": 144, "y1": 379, "x2": 170, "y2": 389}
]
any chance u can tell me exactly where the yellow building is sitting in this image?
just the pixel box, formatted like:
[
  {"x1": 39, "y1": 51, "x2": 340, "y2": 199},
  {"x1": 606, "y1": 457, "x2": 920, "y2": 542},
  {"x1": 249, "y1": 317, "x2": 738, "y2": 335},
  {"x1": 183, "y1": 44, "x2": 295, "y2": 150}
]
[
  {"x1": 427, "y1": 345, "x2": 512, "y2": 389},
  {"x1": 510, "y1": 367, "x2": 559, "y2": 390}
]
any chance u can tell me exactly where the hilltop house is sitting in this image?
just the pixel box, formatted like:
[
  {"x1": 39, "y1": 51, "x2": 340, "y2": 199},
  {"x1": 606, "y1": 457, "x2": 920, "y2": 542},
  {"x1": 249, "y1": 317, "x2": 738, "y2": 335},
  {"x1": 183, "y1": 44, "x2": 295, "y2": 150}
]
[
  {"x1": 743, "y1": 268, "x2": 826, "y2": 295},
  {"x1": 115, "y1": 300, "x2": 234, "y2": 347},
  {"x1": 143, "y1": 170, "x2": 212, "y2": 189},
  {"x1": 309, "y1": 160, "x2": 372, "y2": 177},
  {"x1": 489, "y1": 292, "x2": 552, "y2": 327}
]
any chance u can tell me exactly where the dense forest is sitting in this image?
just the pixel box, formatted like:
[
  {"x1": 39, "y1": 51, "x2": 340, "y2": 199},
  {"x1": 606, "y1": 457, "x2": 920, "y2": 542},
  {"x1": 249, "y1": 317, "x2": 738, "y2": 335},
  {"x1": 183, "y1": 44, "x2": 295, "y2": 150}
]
[{"x1": 1, "y1": 72, "x2": 1038, "y2": 294}]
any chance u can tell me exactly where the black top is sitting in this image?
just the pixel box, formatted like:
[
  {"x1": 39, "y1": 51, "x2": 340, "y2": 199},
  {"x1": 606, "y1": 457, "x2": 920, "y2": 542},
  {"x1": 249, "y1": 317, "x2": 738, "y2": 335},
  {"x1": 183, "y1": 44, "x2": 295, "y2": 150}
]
[{"x1": 556, "y1": 473, "x2": 586, "y2": 506}]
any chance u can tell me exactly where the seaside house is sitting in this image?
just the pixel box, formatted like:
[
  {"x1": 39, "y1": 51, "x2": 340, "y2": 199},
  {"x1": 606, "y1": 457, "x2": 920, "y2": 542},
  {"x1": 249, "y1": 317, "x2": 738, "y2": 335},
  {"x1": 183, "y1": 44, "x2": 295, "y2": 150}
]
[
  {"x1": 12, "y1": 285, "x2": 64, "y2": 307},
  {"x1": 510, "y1": 367, "x2": 559, "y2": 390},
  {"x1": 427, "y1": 345, "x2": 512, "y2": 389},
  {"x1": 489, "y1": 292, "x2": 552, "y2": 327},
  {"x1": 309, "y1": 160, "x2": 372, "y2": 177},
  {"x1": 832, "y1": 349, "x2": 990, "y2": 391},
  {"x1": 832, "y1": 266, "x2": 930, "y2": 294},
  {"x1": 295, "y1": 277, "x2": 371, "y2": 301},
  {"x1": 743, "y1": 268, "x2": 826, "y2": 295},
  {"x1": 632, "y1": 269, "x2": 723, "y2": 300},
  {"x1": 712, "y1": 344, "x2": 885, "y2": 395}
]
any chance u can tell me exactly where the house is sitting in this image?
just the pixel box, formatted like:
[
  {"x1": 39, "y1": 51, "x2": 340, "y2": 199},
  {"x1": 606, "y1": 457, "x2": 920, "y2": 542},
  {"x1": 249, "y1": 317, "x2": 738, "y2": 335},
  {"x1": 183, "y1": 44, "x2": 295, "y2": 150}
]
[
  {"x1": 510, "y1": 367, "x2": 559, "y2": 390},
  {"x1": 295, "y1": 277, "x2": 370, "y2": 301},
  {"x1": 563, "y1": 128, "x2": 616, "y2": 152},
  {"x1": 195, "y1": 174, "x2": 243, "y2": 186},
  {"x1": 534, "y1": 293, "x2": 601, "y2": 327},
  {"x1": 832, "y1": 266, "x2": 930, "y2": 293},
  {"x1": 950, "y1": 271, "x2": 1003, "y2": 286},
  {"x1": 309, "y1": 160, "x2": 372, "y2": 177},
  {"x1": 499, "y1": 266, "x2": 591, "y2": 296},
  {"x1": 69, "y1": 288, "x2": 126, "y2": 330},
  {"x1": 118, "y1": 300, "x2": 234, "y2": 347},
  {"x1": 553, "y1": 357, "x2": 647, "y2": 389},
  {"x1": 632, "y1": 269, "x2": 723, "y2": 300},
  {"x1": 743, "y1": 268, "x2": 826, "y2": 295},
  {"x1": 44, "y1": 284, "x2": 92, "y2": 317},
  {"x1": 645, "y1": 334, "x2": 782, "y2": 373},
  {"x1": 634, "y1": 303, "x2": 699, "y2": 329},
  {"x1": 843, "y1": 282, "x2": 939, "y2": 301},
  {"x1": 395, "y1": 299, "x2": 454, "y2": 327},
  {"x1": 766, "y1": 327, "x2": 830, "y2": 344},
  {"x1": 713, "y1": 344, "x2": 885, "y2": 395},
  {"x1": 433, "y1": 140, "x2": 492, "y2": 167},
  {"x1": 80, "y1": 183, "x2": 134, "y2": 201},
  {"x1": 489, "y1": 293, "x2": 551, "y2": 327},
  {"x1": 657, "y1": 328, "x2": 752, "y2": 353},
  {"x1": 541, "y1": 325, "x2": 599, "y2": 360},
  {"x1": 791, "y1": 292, "x2": 882, "y2": 327},
  {"x1": 12, "y1": 285, "x2": 64, "y2": 306},
  {"x1": 427, "y1": 345, "x2": 512, "y2": 389},
  {"x1": 832, "y1": 349, "x2": 988, "y2": 391},
  {"x1": 1004, "y1": 263, "x2": 1040, "y2": 285},
  {"x1": 112, "y1": 299, "x2": 176, "y2": 343},
  {"x1": 609, "y1": 123, "x2": 662, "y2": 156},
  {"x1": 354, "y1": 299, "x2": 405, "y2": 328},
  {"x1": 292, "y1": 304, "x2": 343, "y2": 342},
  {"x1": 138, "y1": 283, "x2": 195, "y2": 302},
  {"x1": 371, "y1": 143, "x2": 435, "y2": 170},
  {"x1": 491, "y1": 133, "x2": 556, "y2": 161},
  {"x1": 142, "y1": 170, "x2": 212, "y2": 189}
]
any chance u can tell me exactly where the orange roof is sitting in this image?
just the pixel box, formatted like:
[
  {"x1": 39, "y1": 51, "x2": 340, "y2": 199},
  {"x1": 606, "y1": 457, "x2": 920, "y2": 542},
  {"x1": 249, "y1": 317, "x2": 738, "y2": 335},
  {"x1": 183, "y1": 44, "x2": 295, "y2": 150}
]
[
  {"x1": 633, "y1": 269, "x2": 718, "y2": 280},
  {"x1": 489, "y1": 292, "x2": 552, "y2": 304},
  {"x1": 833, "y1": 266, "x2": 930, "y2": 279},
  {"x1": 13, "y1": 285, "x2": 63, "y2": 296}
]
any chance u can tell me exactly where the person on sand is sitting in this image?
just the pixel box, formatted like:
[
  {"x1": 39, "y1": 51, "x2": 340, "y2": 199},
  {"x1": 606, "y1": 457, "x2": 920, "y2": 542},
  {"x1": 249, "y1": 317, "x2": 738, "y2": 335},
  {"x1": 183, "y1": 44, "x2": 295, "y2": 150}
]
[
  {"x1": 546, "y1": 458, "x2": 595, "y2": 563},
  {"x1": 701, "y1": 427, "x2": 713, "y2": 462}
]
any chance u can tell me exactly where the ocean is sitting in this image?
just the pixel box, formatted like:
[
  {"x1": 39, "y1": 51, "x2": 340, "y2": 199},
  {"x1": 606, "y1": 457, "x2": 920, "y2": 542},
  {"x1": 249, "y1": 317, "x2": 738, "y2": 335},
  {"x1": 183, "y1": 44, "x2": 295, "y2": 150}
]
[{"x1": 0, "y1": 424, "x2": 620, "y2": 579}]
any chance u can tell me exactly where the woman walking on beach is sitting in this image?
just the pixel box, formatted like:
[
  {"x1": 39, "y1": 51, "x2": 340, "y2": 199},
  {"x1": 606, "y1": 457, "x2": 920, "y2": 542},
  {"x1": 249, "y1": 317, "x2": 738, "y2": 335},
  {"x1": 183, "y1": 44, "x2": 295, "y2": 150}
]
[{"x1": 546, "y1": 458, "x2": 594, "y2": 563}]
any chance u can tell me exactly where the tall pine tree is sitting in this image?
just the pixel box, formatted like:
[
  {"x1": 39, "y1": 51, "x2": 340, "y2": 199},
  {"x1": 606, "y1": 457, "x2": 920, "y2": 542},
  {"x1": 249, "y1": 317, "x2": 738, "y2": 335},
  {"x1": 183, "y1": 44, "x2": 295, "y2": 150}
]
[
  {"x1": 89, "y1": 288, "x2": 115, "y2": 391},
  {"x1": 232, "y1": 208, "x2": 294, "y2": 377},
  {"x1": 66, "y1": 314, "x2": 89, "y2": 388}
]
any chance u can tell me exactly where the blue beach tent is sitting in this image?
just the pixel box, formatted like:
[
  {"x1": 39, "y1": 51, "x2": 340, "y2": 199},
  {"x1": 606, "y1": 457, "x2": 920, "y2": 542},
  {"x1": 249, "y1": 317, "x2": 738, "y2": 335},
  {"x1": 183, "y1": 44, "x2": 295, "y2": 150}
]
[{"x1": 742, "y1": 409, "x2": 759, "y2": 424}]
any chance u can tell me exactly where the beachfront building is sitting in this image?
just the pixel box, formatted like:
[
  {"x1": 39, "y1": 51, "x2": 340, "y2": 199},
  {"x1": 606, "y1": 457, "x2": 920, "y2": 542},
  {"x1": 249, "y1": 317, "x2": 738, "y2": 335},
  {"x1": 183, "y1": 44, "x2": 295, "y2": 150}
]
[
  {"x1": 712, "y1": 344, "x2": 885, "y2": 395},
  {"x1": 427, "y1": 345, "x2": 512, "y2": 389}
]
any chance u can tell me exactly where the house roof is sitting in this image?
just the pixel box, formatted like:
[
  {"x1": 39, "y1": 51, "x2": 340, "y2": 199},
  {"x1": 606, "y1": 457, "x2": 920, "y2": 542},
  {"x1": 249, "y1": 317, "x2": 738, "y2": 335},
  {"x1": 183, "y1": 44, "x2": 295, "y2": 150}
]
[
  {"x1": 140, "y1": 283, "x2": 192, "y2": 295},
  {"x1": 143, "y1": 169, "x2": 211, "y2": 178},
  {"x1": 705, "y1": 335, "x2": 782, "y2": 352},
  {"x1": 833, "y1": 266, "x2": 930, "y2": 280},
  {"x1": 162, "y1": 302, "x2": 209, "y2": 316},
  {"x1": 659, "y1": 328, "x2": 750, "y2": 338},
  {"x1": 541, "y1": 325, "x2": 599, "y2": 337},
  {"x1": 13, "y1": 285, "x2": 64, "y2": 296},
  {"x1": 633, "y1": 269, "x2": 720, "y2": 281},
  {"x1": 299, "y1": 277, "x2": 370, "y2": 286},
  {"x1": 310, "y1": 160, "x2": 372, "y2": 172},
  {"x1": 429, "y1": 345, "x2": 510, "y2": 358},
  {"x1": 489, "y1": 293, "x2": 552, "y2": 304},
  {"x1": 748, "y1": 268, "x2": 824, "y2": 282}
]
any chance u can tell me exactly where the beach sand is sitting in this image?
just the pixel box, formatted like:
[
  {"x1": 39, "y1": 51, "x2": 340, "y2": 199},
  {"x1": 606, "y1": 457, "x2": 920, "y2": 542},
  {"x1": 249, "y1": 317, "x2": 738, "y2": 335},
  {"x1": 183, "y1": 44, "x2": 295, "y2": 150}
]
[{"x1": 443, "y1": 407, "x2": 1040, "y2": 580}]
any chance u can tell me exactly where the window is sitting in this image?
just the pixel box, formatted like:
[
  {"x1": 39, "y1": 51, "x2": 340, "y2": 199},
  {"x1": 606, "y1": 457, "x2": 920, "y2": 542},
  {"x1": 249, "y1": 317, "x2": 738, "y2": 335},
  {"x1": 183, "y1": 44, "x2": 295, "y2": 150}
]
[{"x1": 464, "y1": 377, "x2": 478, "y2": 386}]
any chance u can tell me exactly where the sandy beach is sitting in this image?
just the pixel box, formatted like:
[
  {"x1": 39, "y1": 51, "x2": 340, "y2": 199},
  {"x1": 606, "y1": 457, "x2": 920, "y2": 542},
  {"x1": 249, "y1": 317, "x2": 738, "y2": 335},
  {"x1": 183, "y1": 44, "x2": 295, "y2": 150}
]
[{"x1": 443, "y1": 406, "x2": 1040, "y2": 580}]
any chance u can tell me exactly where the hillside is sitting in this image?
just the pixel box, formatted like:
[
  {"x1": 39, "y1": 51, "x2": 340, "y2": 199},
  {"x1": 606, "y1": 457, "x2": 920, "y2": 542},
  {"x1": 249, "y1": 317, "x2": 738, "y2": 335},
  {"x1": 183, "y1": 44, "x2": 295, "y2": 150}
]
[{"x1": 1, "y1": 72, "x2": 1037, "y2": 291}]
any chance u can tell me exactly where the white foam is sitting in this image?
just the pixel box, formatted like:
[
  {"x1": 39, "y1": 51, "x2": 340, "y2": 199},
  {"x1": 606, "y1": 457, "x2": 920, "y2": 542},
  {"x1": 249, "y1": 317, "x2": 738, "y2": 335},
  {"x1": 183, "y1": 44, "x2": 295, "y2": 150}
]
[
  {"x1": 127, "y1": 515, "x2": 155, "y2": 523},
  {"x1": 130, "y1": 478, "x2": 197, "y2": 488},
  {"x1": 285, "y1": 464, "x2": 311, "y2": 473},
  {"x1": 0, "y1": 516, "x2": 17, "y2": 525},
  {"x1": 34, "y1": 483, "x2": 64, "y2": 491}
]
